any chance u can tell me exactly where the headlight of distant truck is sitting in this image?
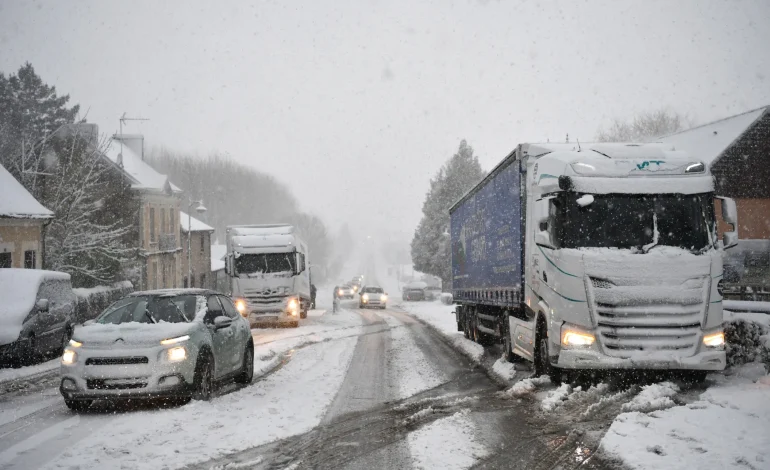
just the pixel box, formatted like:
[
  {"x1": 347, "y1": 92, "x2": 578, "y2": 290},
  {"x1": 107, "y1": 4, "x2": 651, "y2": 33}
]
[
  {"x1": 380, "y1": 294, "x2": 387, "y2": 302},
  {"x1": 287, "y1": 297, "x2": 299, "y2": 315},
  {"x1": 234, "y1": 298, "x2": 248, "y2": 316}
]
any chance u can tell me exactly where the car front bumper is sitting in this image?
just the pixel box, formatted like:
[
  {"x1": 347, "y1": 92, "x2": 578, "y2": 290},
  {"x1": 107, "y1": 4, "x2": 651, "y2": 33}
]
[{"x1": 60, "y1": 344, "x2": 198, "y2": 400}]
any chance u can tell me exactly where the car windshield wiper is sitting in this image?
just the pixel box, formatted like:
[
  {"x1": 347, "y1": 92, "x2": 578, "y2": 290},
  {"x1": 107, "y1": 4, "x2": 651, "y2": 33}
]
[
  {"x1": 143, "y1": 308, "x2": 157, "y2": 324},
  {"x1": 171, "y1": 302, "x2": 192, "y2": 322}
]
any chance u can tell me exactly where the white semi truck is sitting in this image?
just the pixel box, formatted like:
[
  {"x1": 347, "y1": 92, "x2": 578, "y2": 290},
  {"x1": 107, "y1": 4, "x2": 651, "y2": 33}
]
[
  {"x1": 451, "y1": 142, "x2": 739, "y2": 383},
  {"x1": 224, "y1": 224, "x2": 311, "y2": 328}
]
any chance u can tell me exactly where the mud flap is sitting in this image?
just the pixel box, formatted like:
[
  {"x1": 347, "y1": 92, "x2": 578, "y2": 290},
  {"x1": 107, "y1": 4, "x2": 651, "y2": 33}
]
[{"x1": 510, "y1": 316, "x2": 535, "y2": 361}]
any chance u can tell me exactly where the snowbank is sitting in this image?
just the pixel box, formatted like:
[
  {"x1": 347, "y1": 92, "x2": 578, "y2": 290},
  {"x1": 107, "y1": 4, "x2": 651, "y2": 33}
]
[
  {"x1": 600, "y1": 368, "x2": 770, "y2": 470},
  {"x1": 398, "y1": 301, "x2": 484, "y2": 363},
  {"x1": 620, "y1": 382, "x2": 679, "y2": 413}
]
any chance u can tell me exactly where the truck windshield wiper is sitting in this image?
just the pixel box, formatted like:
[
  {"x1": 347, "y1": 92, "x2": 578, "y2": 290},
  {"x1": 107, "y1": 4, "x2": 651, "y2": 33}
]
[{"x1": 642, "y1": 213, "x2": 660, "y2": 253}]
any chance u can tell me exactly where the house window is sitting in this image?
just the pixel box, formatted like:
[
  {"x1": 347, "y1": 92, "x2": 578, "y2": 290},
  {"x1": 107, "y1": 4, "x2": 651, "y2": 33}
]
[
  {"x1": 169, "y1": 210, "x2": 175, "y2": 239},
  {"x1": 183, "y1": 276, "x2": 188, "y2": 288},
  {"x1": 200, "y1": 233, "x2": 205, "y2": 253},
  {"x1": 200, "y1": 273, "x2": 206, "y2": 288},
  {"x1": 161, "y1": 208, "x2": 167, "y2": 235},
  {"x1": 0, "y1": 253, "x2": 11, "y2": 268},
  {"x1": 149, "y1": 208, "x2": 156, "y2": 242},
  {"x1": 24, "y1": 250, "x2": 36, "y2": 269}
]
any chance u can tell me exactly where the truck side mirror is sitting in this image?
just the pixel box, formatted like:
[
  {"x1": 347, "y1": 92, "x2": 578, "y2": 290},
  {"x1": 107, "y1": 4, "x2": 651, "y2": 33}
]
[
  {"x1": 534, "y1": 197, "x2": 555, "y2": 249},
  {"x1": 225, "y1": 254, "x2": 233, "y2": 276},
  {"x1": 716, "y1": 196, "x2": 738, "y2": 250}
]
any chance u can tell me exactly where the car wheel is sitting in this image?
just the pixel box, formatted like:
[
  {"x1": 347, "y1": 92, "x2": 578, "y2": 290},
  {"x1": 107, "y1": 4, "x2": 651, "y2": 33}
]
[
  {"x1": 235, "y1": 342, "x2": 254, "y2": 385},
  {"x1": 65, "y1": 399, "x2": 92, "y2": 412},
  {"x1": 22, "y1": 334, "x2": 37, "y2": 366},
  {"x1": 193, "y1": 354, "x2": 214, "y2": 401}
]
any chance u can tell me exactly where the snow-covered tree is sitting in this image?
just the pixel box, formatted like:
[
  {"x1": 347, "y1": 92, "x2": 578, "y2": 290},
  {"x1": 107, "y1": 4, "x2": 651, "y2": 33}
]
[
  {"x1": 41, "y1": 132, "x2": 139, "y2": 287},
  {"x1": 0, "y1": 63, "x2": 80, "y2": 188},
  {"x1": 596, "y1": 109, "x2": 691, "y2": 142},
  {"x1": 411, "y1": 140, "x2": 485, "y2": 289},
  {"x1": 290, "y1": 212, "x2": 332, "y2": 273}
]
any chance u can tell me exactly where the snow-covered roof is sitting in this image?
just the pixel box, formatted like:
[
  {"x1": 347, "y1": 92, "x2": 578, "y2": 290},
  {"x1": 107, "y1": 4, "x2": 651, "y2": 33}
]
[
  {"x1": 0, "y1": 269, "x2": 71, "y2": 345},
  {"x1": 211, "y1": 244, "x2": 226, "y2": 272},
  {"x1": 656, "y1": 106, "x2": 768, "y2": 165},
  {"x1": 179, "y1": 211, "x2": 214, "y2": 233},
  {"x1": 103, "y1": 136, "x2": 182, "y2": 193},
  {"x1": 0, "y1": 163, "x2": 53, "y2": 219}
]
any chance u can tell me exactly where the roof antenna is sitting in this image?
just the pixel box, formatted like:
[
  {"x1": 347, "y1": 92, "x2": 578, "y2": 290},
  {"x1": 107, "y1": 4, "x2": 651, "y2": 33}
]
[{"x1": 576, "y1": 138, "x2": 581, "y2": 152}]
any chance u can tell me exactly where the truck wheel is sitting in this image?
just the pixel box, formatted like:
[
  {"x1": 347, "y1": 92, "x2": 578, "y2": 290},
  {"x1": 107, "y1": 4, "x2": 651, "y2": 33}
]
[
  {"x1": 300, "y1": 309, "x2": 308, "y2": 319},
  {"x1": 535, "y1": 322, "x2": 562, "y2": 385},
  {"x1": 503, "y1": 317, "x2": 516, "y2": 362}
]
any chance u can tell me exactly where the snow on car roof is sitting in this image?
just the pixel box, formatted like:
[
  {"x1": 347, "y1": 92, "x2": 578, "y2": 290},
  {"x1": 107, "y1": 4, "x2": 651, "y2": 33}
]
[
  {"x1": 0, "y1": 269, "x2": 71, "y2": 346},
  {"x1": 103, "y1": 136, "x2": 182, "y2": 193},
  {"x1": 180, "y1": 211, "x2": 215, "y2": 232},
  {"x1": 657, "y1": 106, "x2": 768, "y2": 165},
  {"x1": 0, "y1": 163, "x2": 54, "y2": 219},
  {"x1": 129, "y1": 288, "x2": 214, "y2": 297}
]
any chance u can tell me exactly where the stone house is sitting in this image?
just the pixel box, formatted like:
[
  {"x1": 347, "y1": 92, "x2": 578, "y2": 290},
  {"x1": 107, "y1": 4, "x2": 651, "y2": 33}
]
[
  {"x1": 180, "y1": 211, "x2": 214, "y2": 289},
  {"x1": 0, "y1": 162, "x2": 53, "y2": 268}
]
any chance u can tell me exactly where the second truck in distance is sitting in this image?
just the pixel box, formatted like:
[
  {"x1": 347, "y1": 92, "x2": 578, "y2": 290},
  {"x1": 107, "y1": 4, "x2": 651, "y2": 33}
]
[{"x1": 451, "y1": 142, "x2": 738, "y2": 383}]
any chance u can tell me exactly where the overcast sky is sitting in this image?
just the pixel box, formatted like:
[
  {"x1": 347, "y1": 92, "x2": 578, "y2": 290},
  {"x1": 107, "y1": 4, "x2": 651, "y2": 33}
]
[{"x1": 2, "y1": 0, "x2": 769, "y2": 242}]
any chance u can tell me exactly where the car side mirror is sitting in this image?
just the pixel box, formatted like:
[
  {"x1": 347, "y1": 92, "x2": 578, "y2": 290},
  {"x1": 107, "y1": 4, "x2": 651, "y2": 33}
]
[
  {"x1": 36, "y1": 299, "x2": 49, "y2": 312},
  {"x1": 214, "y1": 315, "x2": 232, "y2": 330},
  {"x1": 83, "y1": 319, "x2": 95, "y2": 326}
]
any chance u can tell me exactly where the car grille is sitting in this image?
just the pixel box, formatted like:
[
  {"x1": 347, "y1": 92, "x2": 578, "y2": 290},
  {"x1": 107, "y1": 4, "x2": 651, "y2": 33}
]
[
  {"x1": 85, "y1": 356, "x2": 149, "y2": 366},
  {"x1": 87, "y1": 379, "x2": 148, "y2": 390},
  {"x1": 588, "y1": 276, "x2": 708, "y2": 358}
]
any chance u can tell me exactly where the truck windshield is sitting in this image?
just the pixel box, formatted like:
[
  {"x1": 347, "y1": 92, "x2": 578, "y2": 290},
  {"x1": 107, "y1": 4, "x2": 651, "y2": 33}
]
[
  {"x1": 552, "y1": 192, "x2": 715, "y2": 252},
  {"x1": 235, "y1": 252, "x2": 296, "y2": 274}
]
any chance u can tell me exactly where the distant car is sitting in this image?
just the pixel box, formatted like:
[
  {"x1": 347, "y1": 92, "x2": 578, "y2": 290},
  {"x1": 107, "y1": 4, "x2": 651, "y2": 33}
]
[
  {"x1": 424, "y1": 287, "x2": 442, "y2": 301},
  {"x1": 59, "y1": 289, "x2": 254, "y2": 411},
  {"x1": 359, "y1": 286, "x2": 388, "y2": 309},
  {"x1": 0, "y1": 269, "x2": 77, "y2": 367},
  {"x1": 402, "y1": 281, "x2": 428, "y2": 301},
  {"x1": 337, "y1": 285, "x2": 356, "y2": 299}
]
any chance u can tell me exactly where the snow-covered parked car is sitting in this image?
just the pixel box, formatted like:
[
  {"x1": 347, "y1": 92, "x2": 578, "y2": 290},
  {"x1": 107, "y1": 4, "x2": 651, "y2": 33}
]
[
  {"x1": 402, "y1": 281, "x2": 428, "y2": 301},
  {"x1": 60, "y1": 289, "x2": 254, "y2": 411},
  {"x1": 0, "y1": 269, "x2": 77, "y2": 367}
]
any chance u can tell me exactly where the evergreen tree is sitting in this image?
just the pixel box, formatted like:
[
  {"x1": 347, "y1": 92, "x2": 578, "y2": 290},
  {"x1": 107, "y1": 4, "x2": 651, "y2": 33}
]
[
  {"x1": 411, "y1": 140, "x2": 485, "y2": 289},
  {"x1": 0, "y1": 63, "x2": 80, "y2": 191}
]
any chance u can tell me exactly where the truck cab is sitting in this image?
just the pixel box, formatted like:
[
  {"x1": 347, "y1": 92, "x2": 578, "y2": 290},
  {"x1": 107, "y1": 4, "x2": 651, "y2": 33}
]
[
  {"x1": 224, "y1": 225, "x2": 311, "y2": 328},
  {"x1": 519, "y1": 143, "x2": 737, "y2": 380}
]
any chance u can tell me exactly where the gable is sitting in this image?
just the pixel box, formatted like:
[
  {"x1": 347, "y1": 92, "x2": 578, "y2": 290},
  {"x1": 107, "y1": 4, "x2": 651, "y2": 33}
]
[{"x1": 712, "y1": 110, "x2": 770, "y2": 198}]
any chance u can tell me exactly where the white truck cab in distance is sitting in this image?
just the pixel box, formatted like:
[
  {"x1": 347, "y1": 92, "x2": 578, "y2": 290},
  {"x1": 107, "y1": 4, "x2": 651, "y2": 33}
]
[{"x1": 224, "y1": 224, "x2": 311, "y2": 328}]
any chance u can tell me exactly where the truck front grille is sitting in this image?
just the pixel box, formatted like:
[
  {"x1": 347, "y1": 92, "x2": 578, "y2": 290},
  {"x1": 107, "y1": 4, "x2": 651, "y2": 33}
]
[{"x1": 588, "y1": 276, "x2": 709, "y2": 358}]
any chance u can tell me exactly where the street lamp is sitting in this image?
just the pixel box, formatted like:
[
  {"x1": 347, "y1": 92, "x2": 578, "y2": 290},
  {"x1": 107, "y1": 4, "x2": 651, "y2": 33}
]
[{"x1": 187, "y1": 199, "x2": 207, "y2": 288}]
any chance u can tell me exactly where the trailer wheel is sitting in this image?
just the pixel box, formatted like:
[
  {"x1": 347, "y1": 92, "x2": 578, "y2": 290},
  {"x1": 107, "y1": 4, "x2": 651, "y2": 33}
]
[{"x1": 535, "y1": 319, "x2": 563, "y2": 385}]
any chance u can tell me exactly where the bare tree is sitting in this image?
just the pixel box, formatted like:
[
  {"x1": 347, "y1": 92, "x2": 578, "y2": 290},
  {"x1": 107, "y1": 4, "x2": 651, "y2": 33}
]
[{"x1": 596, "y1": 109, "x2": 692, "y2": 142}]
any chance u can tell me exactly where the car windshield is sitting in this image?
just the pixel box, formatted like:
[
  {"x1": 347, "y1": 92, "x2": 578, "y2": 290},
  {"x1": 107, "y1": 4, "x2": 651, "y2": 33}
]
[
  {"x1": 97, "y1": 295, "x2": 198, "y2": 324},
  {"x1": 235, "y1": 253, "x2": 296, "y2": 275},
  {"x1": 551, "y1": 192, "x2": 715, "y2": 253}
]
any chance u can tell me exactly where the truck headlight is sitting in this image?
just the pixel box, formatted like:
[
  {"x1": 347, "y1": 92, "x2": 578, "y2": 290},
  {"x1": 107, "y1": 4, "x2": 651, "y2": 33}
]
[
  {"x1": 167, "y1": 346, "x2": 187, "y2": 362},
  {"x1": 62, "y1": 349, "x2": 77, "y2": 365},
  {"x1": 562, "y1": 330, "x2": 595, "y2": 347},
  {"x1": 287, "y1": 297, "x2": 299, "y2": 313},
  {"x1": 234, "y1": 298, "x2": 248, "y2": 316},
  {"x1": 703, "y1": 331, "x2": 725, "y2": 349}
]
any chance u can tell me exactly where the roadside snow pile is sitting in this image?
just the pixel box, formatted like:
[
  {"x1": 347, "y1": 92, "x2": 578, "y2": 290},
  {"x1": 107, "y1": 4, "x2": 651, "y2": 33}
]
[
  {"x1": 0, "y1": 358, "x2": 60, "y2": 384},
  {"x1": 621, "y1": 382, "x2": 679, "y2": 413},
  {"x1": 399, "y1": 301, "x2": 485, "y2": 363},
  {"x1": 541, "y1": 383, "x2": 573, "y2": 411},
  {"x1": 600, "y1": 365, "x2": 770, "y2": 470},
  {"x1": 501, "y1": 376, "x2": 551, "y2": 398},
  {"x1": 407, "y1": 409, "x2": 488, "y2": 470},
  {"x1": 491, "y1": 356, "x2": 517, "y2": 381},
  {"x1": 724, "y1": 311, "x2": 770, "y2": 369}
]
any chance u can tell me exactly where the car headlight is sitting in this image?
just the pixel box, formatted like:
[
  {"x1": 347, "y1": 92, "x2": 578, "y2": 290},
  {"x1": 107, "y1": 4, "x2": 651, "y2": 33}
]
[
  {"x1": 167, "y1": 346, "x2": 187, "y2": 362},
  {"x1": 69, "y1": 339, "x2": 82, "y2": 348},
  {"x1": 562, "y1": 330, "x2": 595, "y2": 347},
  {"x1": 338, "y1": 289, "x2": 344, "y2": 296},
  {"x1": 703, "y1": 331, "x2": 725, "y2": 349},
  {"x1": 234, "y1": 298, "x2": 248, "y2": 316},
  {"x1": 62, "y1": 349, "x2": 77, "y2": 365},
  {"x1": 353, "y1": 286, "x2": 358, "y2": 292},
  {"x1": 380, "y1": 295, "x2": 387, "y2": 302},
  {"x1": 362, "y1": 294, "x2": 369, "y2": 301}
]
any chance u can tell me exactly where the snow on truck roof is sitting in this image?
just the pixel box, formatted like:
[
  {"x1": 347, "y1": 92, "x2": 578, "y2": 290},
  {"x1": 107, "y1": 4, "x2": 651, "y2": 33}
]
[
  {"x1": 0, "y1": 163, "x2": 53, "y2": 219},
  {"x1": 227, "y1": 225, "x2": 294, "y2": 236}
]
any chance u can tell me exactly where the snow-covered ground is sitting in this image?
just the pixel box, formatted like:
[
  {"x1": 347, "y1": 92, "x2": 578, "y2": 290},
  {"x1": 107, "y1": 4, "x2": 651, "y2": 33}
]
[
  {"x1": 0, "y1": 358, "x2": 60, "y2": 385},
  {"x1": 407, "y1": 409, "x2": 488, "y2": 470}
]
